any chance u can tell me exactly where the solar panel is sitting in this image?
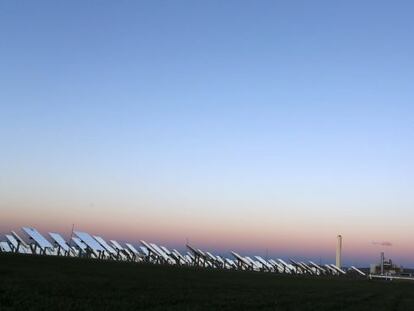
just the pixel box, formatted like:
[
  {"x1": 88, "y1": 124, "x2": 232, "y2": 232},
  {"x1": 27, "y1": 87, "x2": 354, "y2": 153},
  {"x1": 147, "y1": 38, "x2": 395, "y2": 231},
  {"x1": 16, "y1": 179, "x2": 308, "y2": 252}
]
[
  {"x1": 125, "y1": 243, "x2": 140, "y2": 255},
  {"x1": 329, "y1": 264, "x2": 346, "y2": 275},
  {"x1": 225, "y1": 258, "x2": 237, "y2": 268},
  {"x1": 324, "y1": 264, "x2": 338, "y2": 274},
  {"x1": 68, "y1": 246, "x2": 79, "y2": 256},
  {"x1": 231, "y1": 251, "x2": 251, "y2": 267},
  {"x1": 289, "y1": 258, "x2": 301, "y2": 267},
  {"x1": 197, "y1": 248, "x2": 206, "y2": 257},
  {"x1": 186, "y1": 244, "x2": 202, "y2": 257},
  {"x1": 290, "y1": 260, "x2": 308, "y2": 274},
  {"x1": 150, "y1": 243, "x2": 171, "y2": 262},
  {"x1": 0, "y1": 241, "x2": 12, "y2": 252},
  {"x1": 110, "y1": 240, "x2": 124, "y2": 251},
  {"x1": 72, "y1": 237, "x2": 87, "y2": 251},
  {"x1": 172, "y1": 249, "x2": 187, "y2": 264},
  {"x1": 5, "y1": 234, "x2": 18, "y2": 250},
  {"x1": 269, "y1": 259, "x2": 284, "y2": 272},
  {"x1": 140, "y1": 246, "x2": 149, "y2": 256},
  {"x1": 215, "y1": 255, "x2": 224, "y2": 262},
  {"x1": 206, "y1": 252, "x2": 216, "y2": 261},
  {"x1": 309, "y1": 261, "x2": 326, "y2": 273},
  {"x1": 94, "y1": 236, "x2": 117, "y2": 255},
  {"x1": 215, "y1": 255, "x2": 226, "y2": 266},
  {"x1": 277, "y1": 259, "x2": 294, "y2": 273},
  {"x1": 22, "y1": 227, "x2": 53, "y2": 250},
  {"x1": 300, "y1": 262, "x2": 314, "y2": 274},
  {"x1": 140, "y1": 240, "x2": 159, "y2": 256},
  {"x1": 350, "y1": 266, "x2": 366, "y2": 276},
  {"x1": 245, "y1": 256, "x2": 260, "y2": 269},
  {"x1": 49, "y1": 232, "x2": 70, "y2": 252},
  {"x1": 11, "y1": 231, "x2": 30, "y2": 248},
  {"x1": 185, "y1": 254, "x2": 193, "y2": 264},
  {"x1": 186, "y1": 251, "x2": 195, "y2": 260},
  {"x1": 160, "y1": 246, "x2": 172, "y2": 256},
  {"x1": 255, "y1": 256, "x2": 273, "y2": 270},
  {"x1": 74, "y1": 231, "x2": 105, "y2": 252}
]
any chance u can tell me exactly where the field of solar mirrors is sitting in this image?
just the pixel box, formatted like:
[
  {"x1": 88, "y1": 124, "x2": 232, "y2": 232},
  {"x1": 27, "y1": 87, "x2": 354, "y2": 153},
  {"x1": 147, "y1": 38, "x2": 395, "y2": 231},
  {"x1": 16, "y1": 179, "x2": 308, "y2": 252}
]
[
  {"x1": 1, "y1": 227, "x2": 414, "y2": 311},
  {"x1": 0, "y1": 226, "x2": 363, "y2": 276}
]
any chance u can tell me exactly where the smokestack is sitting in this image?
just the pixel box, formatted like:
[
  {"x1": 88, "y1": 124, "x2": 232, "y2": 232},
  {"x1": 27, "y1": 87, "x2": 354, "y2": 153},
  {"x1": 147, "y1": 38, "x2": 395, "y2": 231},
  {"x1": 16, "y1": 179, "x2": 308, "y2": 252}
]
[
  {"x1": 380, "y1": 252, "x2": 384, "y2": 275},
  {"x1": 336, "y1": 235, "x2": 342, "y2": 268}
]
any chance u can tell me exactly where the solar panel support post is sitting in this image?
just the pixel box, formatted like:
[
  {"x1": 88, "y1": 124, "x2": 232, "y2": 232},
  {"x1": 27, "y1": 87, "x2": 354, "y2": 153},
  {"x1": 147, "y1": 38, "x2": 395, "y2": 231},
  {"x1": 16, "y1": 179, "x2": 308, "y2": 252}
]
[
  {"x1": 14, "y1": 241, "x2": 21, "y2": 253},
  {"x1": 186, "y1": 244, "x2": 203, "y2": 267},
  {"x1": 56, "y1": 244, "x2": 62, "y2": 256},
  {"x1": 146, "y1": 248, "x2": 158, "y2": 264},
  {"x1": 29, "y1": 242, "x2": 36, "y2": 255}
]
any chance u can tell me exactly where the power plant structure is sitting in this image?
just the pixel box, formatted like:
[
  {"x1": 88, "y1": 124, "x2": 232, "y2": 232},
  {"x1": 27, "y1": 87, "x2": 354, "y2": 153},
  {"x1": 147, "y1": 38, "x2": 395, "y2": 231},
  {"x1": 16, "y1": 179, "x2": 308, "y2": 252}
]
[
  {"x1": 370, "y1": 252, "x2": 403, "y2": 276},
  {"x1": 336, "y1": 235, "x2": 342, "y2": 269}
]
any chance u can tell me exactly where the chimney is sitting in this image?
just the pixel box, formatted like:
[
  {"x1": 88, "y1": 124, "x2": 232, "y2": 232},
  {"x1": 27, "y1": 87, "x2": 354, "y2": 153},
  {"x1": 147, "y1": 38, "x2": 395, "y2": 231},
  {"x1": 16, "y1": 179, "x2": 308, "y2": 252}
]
[{"x1": 336, "y1": 235, "x2": 342, "y2": 268}]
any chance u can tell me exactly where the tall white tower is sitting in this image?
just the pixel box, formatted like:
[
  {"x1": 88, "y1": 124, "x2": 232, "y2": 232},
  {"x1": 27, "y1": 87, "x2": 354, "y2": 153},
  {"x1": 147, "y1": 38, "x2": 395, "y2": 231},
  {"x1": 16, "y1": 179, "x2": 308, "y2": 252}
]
[{"x1": 336, "y1": 235, "x2": 342, "y2": 268}]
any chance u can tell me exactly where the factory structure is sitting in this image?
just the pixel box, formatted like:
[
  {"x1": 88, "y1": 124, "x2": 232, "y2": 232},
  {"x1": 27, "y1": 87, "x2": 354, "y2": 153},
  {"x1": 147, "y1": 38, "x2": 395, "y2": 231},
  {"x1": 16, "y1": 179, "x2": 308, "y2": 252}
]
[
  {"x1": 334, "y1": 235, "x2": 409, "y2": 279},
  {"x1": 370, "y1": 252, "x2": 404, "y2": 275}
]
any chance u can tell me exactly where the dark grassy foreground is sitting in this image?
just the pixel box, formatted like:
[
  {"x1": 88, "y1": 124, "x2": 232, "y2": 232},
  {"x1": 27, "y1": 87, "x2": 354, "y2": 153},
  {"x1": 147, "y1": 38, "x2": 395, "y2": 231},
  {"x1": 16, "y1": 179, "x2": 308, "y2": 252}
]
[{"x1": 0, "y1": 254, "x2": 413, "y2": 311}]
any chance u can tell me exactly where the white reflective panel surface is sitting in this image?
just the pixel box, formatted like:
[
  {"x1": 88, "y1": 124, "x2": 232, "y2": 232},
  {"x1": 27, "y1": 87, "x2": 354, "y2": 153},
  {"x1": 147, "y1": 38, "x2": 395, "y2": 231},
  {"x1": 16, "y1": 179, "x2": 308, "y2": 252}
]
[
  {"x1": 140, "y1": 240, "x2": 159, "y2": 255},
  {"x1": 225, "y1": 258, "x2": 236, "y2": 268},
  {"x1": 246, "y1": 256, "x2": 261, "y2": 269},
  {"x1": 49, "y1": 232, "x2": 70, "y2": 252},
  {"x1": 172, "y1": 249, "x2": 185, "y2": 260},
  {"x1": 187, "y1": 245, "x2": 204, "y2": 257},
  {"x1": 172, "y1": 250, "x2": 186, "y2": 264},
  {"x1": 278, "y1": 259, "x2": 293, "y2": 271},
  {"x1": 255, "y1": 256, "x2": 272, "y2": 269},
  {"x1": 301, "y1": 262, "x2": 313, "y2": 272},
  {"x1": 160, "y1": 246, "x2": 171, "y2": 255},
  {"x1": 330, "y1": 264, "x2": 346, "y2": 274},
  {"x1": 186, "y1": 252, "x2": 194, "y2": 260},
  {"x1": 231, "y1": 251, "x2": 250, "y2": 266},
  {"x1": 309, "y1": 261, "x2": 325, "y2": 273},
  {"x1": 94, "y1": 236, "x2": 116, "y2": 254},
  {"x1": 5, "y1": 235, "x2": 18, "y2": 249},
  {"x1": 74, "y1": 231, "x2": 105, "y2": 252},
  {"x1": 125, "y1": 243, "x2": 139, "y2": 255},
  {"x1": 11, "y1": 231, "x2": 30, "y2": 248},
  {"x1": 325, "y1": 264, "x2": 337, "y2": 274},
  {"x1": 72, "y1": 237, "x2": 87, "y2": 251},
  {"x1": 140, "y1": 246, "x2": 149, "y2": 255},
  {"x1": 350, "y1": 266, "x2": 366, "y2": 276},
  {"x1": 0, "y1": 241, "x2": 12, "y2": 252},
  {"x1": 22, "y1": 227, "x2": 53, "y2": 250},
  {"x1": 206, "y1": 252, "x2": 216, "y2": 261},
  {"x1": 150, "y1": 243, "x2": 170, "y2": 261},
  {"x1": 70, "y1": 246, "x2": 79, "y2": 256},
  {"x1": 268, "y1": 259, "x2": 283, "y2": 272},
  {"x1": 110, "y1": 240, "x2": 124, "y2": 251}
]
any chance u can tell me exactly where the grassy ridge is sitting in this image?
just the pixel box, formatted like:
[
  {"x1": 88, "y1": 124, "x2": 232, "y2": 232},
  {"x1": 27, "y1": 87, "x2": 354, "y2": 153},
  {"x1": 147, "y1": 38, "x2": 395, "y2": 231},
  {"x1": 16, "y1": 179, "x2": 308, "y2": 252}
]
[{"x1": 0, "y1": 253, "x2": 413, "y2": 310}]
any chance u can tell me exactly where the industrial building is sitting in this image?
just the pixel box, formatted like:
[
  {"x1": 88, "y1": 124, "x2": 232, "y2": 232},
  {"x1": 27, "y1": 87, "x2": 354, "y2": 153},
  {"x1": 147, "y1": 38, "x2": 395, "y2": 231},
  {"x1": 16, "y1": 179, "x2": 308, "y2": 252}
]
[{"x1": 370, "y1": 252, "x2": 403, "y2": 275}]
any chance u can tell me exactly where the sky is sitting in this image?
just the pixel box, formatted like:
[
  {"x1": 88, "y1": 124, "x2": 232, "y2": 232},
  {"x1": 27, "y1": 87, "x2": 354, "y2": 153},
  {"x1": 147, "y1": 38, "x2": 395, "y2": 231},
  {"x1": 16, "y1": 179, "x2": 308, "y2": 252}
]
[{"x1": 0, "y1": 0, "x2": 413, "y2": 267}]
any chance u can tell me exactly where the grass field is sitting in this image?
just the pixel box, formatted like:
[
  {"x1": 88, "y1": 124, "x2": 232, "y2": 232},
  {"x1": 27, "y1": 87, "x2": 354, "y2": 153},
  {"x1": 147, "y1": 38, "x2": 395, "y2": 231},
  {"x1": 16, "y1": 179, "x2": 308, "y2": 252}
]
[{"x1": 0, "y1": 254, "x2": 413, "y2": 310}]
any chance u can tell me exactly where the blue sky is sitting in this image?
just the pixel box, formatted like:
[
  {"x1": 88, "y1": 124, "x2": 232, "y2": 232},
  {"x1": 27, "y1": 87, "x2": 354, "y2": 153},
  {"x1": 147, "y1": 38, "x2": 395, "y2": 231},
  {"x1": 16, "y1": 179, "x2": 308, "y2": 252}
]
[{"x1": 1, "y1": 1, "x2": 414, "y2": 265}]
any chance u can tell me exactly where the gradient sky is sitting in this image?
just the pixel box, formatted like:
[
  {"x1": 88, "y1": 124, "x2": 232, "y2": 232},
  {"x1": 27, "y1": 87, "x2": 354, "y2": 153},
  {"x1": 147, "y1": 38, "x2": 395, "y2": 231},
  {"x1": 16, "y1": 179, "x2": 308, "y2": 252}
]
[{"x1": 1, "y1": 1, "x2": 414, "y2": 267}]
